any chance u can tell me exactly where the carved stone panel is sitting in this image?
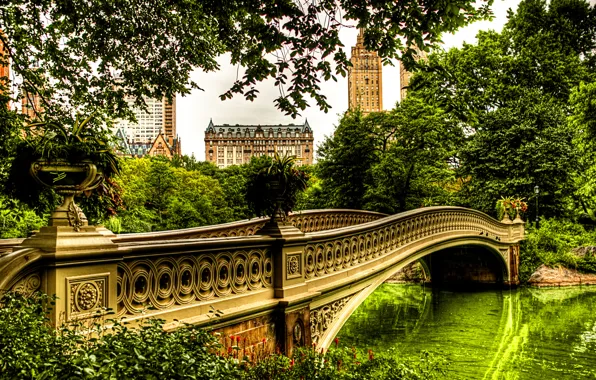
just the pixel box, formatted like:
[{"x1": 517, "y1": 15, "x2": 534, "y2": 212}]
[
  {"x1": 286, "y1": 253, "x2": 302, "y2": 279},
  {"x1": 9, "y1": 270, "x2": 42, "y2": 296},
  {"x1": 67, "y1": 273, "x2": 109, "y2": 320},
  {"x1": 117, "y1": 249, "x2": 273, "y2": 317},
  {"x1": 310, "y1": 295, "x2": 353, "y2": 344}
]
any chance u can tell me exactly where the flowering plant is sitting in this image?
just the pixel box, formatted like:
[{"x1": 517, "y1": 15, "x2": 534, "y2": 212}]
[{"x1": 496, "y1": 196, "x2": 528, "y2": 220}]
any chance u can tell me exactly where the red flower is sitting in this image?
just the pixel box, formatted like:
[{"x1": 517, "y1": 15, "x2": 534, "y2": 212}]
[
  {"x1": 334, "y1": 337, "x2": 339, "y2": 347},
  {"x1": 236, "y1": 336, "x2": 241, "y2": 343}
]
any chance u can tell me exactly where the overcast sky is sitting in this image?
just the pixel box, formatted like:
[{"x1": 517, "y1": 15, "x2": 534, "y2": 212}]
[{"x1": 177, "y1": 0, "x2": 522, "y2": 160}]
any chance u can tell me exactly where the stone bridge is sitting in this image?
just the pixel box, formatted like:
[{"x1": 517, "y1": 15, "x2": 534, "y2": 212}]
[{"x1": 0, "y1": 207, "x2": 524, "y2": 355}]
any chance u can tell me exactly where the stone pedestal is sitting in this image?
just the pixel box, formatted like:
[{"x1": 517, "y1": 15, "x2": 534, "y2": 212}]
[{"x1": 18, "y1": 225, "x2": 124, "y2": 325}]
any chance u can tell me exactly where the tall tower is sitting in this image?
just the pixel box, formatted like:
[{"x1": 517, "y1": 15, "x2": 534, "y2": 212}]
[
  {"x1": 163, "y1": 96, "x2": 176, "y2": 142},
  {"x1": 399, "y1": 48, "x2": 427, "y2": 100},
  {"x1": 0, "y1": 30, "x2": 10, "y2": 108},
  {"x1": 348, "y1": 29, "x2": 383, "y2": 115},
  {"x1": 114, "y1": 95, "x2": 176, "y2": 144}
]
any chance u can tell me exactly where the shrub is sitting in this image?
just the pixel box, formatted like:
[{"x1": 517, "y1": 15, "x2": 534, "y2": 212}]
[
  {"x1": 0, "y1": 292, "x2": 447, "y2": 380},
  {"x1": 244, "y1": 346, "x2": 447, "y2": 380},
  {"x1": 519, "y1": 219, "x2": 596, "y2": 282}
]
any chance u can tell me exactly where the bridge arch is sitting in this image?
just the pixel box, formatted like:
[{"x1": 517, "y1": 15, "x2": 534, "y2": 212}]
[{"x1": 313, "y1": 238, "x2": 513, "y2": 349}]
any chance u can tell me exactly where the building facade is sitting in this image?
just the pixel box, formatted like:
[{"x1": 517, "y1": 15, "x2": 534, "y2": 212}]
[
  {"x1": 0, "y1": 31, "x2": 9, "y2": 95},
  {"x1": 348, "y1": 29, "x2": 383, "y2": 115},
  {"x1": 21, "y1": 88, "x2": 43, "y2": 119},
  {"x1": 114, "y1": 95, "x2": 181, "y2": 158},
  {"x1": 204, "y1": 120, "x2": 314, "y2": 168},
  {"x1": 399, "y1": 48, "x2": 427, "y2": 100}
]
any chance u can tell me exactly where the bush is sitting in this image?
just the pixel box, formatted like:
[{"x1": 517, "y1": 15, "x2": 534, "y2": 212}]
[
  {"x1": 519, "y1": 219, "x2": 596, "y2": 282},
  {"x1": 245, "y1": 346, "x2": 447, "y2": 380},
  {"x1": 0, "y1": 292, "x2": 448, "y2": 380},
  {"x1": 0, "y1": 196, "x2": 46, "y2": 238}
]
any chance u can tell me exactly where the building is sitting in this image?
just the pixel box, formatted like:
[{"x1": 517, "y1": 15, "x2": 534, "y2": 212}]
[
  {"x1": 21, "y1": 87, "x2": 44, "y2": 119},
  {"x1": 204, "y1": 120, "x2": 314, "y2": 168},
  {"x1": 0, "y1": 30, "x2": 9, "y2": 96},
  {"x1": 347, "y1": 29, "x2": 383, "y2": 115},
  {"x1": 114, "y1": 95, "x2": 181, "y2": 158},
  {"x1": 399, "y1": 48, "x2": 427, "y2": 100},
  {"x1": 115, "y1": 96, "x2": 171, "y2": 144}
]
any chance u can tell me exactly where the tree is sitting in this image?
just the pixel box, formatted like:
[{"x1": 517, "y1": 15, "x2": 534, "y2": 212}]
[
  {"x1": 569, "y1": 81, "x2": 596, "y2": 220},
  {"x1": 317, "y1": 102, "x2": 461, "y2": 213},
  {"x1": 0, "y1": 0, "x2": 493, "y2": 120},
  {"x1": 410, "y1": 0, "x2": 595, "y2": 217},
  {"x1": 457, "y1": 91, "x2": 576, "y2": 217},
  {"x1": 364, "y1": 96, "x2": 462, "y2": 213},
  {"x1": 164, "y1": 169, "x2": 230, "y2": 229},
  {"x1": 317, "y1": 110, "x2": 381, "y2": 210}
]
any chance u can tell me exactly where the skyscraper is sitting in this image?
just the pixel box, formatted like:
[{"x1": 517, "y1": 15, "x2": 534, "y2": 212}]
[
  {"x1": 0, "y1": 30, "x2": 10, "y2": 109},
  {"x1": 0, "y1": 31, "x2": 8, "y2": 88},
  {"x1": 21, "y1": 88, "x2": 44, "y2": 119},
  {"x1": 114, "y1": 95, "x2": 181, "y2": 157},
  {"x1": 163, "y1": 96, "x2": 176, "y2": 142},
  {"x1": 399, "y1": 48, "x2": 427, "y2": 100},
  {"x1": 348, "y1": 29, "x2": 383, "y2": 115}
]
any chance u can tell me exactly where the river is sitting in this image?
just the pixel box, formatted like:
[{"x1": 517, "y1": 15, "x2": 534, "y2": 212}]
[{"x1": 336, "y1": 284, "x2": 596, "y2": 379}]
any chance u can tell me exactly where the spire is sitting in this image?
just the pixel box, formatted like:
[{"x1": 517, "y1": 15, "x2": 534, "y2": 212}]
[
  {"x1": 356, "y1": 28, "x2": 365, "y2": 46},
  {"x1": 303, "y1": 118, "x2": 312, "y2": 133},
  {"x1": 206, "y1": 118, "x2": 215, "y2": 133}
]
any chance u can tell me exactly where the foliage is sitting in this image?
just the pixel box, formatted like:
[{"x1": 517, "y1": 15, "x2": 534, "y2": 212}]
[
  {"x1": 411, "y1": 0, "x2": 595, "y2": 218},
  {"x1": 455, "y1": 91, "x2": 575, "y2": 218},
  {"x1": 244, "y1": 346, "x2": 447, "y2": 380},
  {"x1": 569, "y1": 81, "x2": 596, "y2": 221},
  {"x1": 317, "y1": 110, "x2": 381, "y2": 210},
  {"x1": 519, "y1": 219, "x2": 596, "y2": 282},
  {"x1": 0, "y1": 292, "x2": 448, "y2": 379},
  {"x1": 0, "y1": 292, "x2": 244, "y2": 379},
  {"x1": 0, "y1": 0, "x2": 493, "y2": 120},
  {"x1": 245, "y1": 153, "x2": 309, "y2": 218},
  {"x1": 317, "y1": 99, "x2": 461, "y2": 213},
  {"x1": 0, "y1": 195, "x2": 46, "y2": 238},
  {"x1": 363, "y1": 96, "x2": 462, "y2": 213},
  {"x1": 5, "y1": 114, "x2": 122, "y2": 219},
  {"x1": 0, "y1": 292, "x2": 67, "y2": 378}
]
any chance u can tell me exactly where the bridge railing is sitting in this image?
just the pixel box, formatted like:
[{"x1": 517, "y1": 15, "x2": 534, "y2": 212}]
[
  {"x1": 298, "y1": 207, "x2": 519, "y2": 281},
  {"x1": 0, "y1": 209, "x2": 385, "y2": 257},
  {"x1": 113, "y1": 209, "x2": 386, "y2": 242},
  {"x1": 0, "y1": 209, "x2": 384, "y2": 322},
  {"x1": 0, "y1": 206, "x2": 523, "y2": 346},
  {"x1": 115, "y1": 236, "x2": 277, "y2": 321}
]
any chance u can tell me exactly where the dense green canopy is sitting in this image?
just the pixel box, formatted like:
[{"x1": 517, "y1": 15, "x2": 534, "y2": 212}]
[{"x1": 0, "y1": 0, "x2": 493, "y2": 119}]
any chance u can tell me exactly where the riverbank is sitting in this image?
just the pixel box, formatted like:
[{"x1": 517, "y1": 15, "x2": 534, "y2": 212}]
[
  {"x1": 385, "y1": 261, "x2": 596, "y2": 287},
  {"x1": 528, "y1": 264, "x2": 596, "y2": 287}
]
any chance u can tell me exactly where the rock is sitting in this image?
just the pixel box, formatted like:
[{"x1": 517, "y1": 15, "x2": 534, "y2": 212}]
[
  {"x1": 528, "y1": 264, "x2": 596, "y2": 287},
  {"x1": 571, "y1": 246, "x2": 596, "y2": 258}
]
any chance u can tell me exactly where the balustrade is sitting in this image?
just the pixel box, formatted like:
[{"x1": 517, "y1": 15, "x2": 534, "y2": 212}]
[{"x1": 0, "y1": 206, "x2": 524, "y2": 353}]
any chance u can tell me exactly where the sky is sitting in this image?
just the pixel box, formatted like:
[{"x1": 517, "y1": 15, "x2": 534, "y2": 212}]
[{"x1": 177, "y1": 0, "x2": 523, "y2": 160}]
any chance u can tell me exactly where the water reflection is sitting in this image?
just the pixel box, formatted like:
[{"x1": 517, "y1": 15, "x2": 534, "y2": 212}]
[{"x1": 336, "y1": 284, "x2": 596, "y2": 379}]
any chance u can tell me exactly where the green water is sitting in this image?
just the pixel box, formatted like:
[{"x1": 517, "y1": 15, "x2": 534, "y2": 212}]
[{"x1": 336, "y1": 284, "x2": 596, "y2": 379}]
